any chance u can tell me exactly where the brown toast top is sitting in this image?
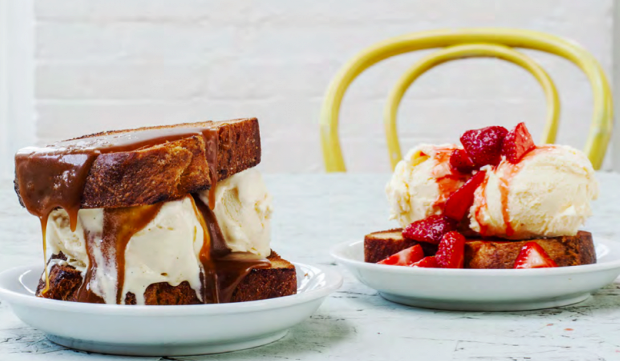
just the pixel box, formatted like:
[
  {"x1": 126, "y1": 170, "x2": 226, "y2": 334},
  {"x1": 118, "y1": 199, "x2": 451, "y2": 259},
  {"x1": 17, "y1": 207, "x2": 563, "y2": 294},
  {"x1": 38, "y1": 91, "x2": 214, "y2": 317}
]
[
  {"x1": 69, "y1": 118, "x2": 260, "y2": 182},
  {"x1": 15, "y1": 118, "x2": 261, "y2": 209},
  {"x1": 364, "y1": 228, "x2": 596, "y2": 268},
  {"x1": 37, "y1": 250, "x2": 296, "y2": 305}
]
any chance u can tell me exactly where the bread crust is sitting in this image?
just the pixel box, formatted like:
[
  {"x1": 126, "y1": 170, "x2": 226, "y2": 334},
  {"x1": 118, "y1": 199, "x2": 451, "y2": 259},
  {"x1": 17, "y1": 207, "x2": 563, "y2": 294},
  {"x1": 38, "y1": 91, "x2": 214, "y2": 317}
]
[
  {"x1": 364, "y1": 229, "x2": 596, "y2": 268},
  {"x1": 15, "y1": 118, "x2": 261, "y2": 209},
  {"x1": 36, "y1": 251, "x2": 296, "y2": 305}
]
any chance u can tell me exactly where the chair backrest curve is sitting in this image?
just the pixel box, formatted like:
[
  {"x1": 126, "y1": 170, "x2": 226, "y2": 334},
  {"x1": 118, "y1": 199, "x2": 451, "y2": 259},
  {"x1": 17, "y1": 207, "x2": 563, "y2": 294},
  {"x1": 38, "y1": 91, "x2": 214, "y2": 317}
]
[{"x1": 320, "y1": 28, "x2": 612, "y2": 172}]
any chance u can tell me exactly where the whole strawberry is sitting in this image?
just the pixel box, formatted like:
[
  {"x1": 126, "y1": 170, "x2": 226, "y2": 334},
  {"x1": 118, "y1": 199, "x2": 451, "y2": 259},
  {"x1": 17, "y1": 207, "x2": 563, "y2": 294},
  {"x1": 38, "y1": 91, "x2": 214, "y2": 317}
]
[
  {"x1": 402, "y1": 215, "x2": 458, "y2": 244},
  {"x1": 460, "y1": 126, "x2": 508, "y2": 167}
]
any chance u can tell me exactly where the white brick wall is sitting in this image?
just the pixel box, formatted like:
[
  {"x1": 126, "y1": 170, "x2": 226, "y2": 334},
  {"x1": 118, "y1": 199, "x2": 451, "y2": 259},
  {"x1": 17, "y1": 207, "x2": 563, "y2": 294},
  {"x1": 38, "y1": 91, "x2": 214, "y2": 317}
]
[{"x1": 35, "y1": 0, "x2": 614, "y2": 172}]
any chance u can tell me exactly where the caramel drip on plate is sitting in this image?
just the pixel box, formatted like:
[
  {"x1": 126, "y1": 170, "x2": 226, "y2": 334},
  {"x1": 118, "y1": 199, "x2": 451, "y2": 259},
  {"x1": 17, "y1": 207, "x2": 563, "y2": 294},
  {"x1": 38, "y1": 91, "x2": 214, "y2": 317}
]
[{"x1": 191, "y1": 195, "x2": 270, "y2": 304}]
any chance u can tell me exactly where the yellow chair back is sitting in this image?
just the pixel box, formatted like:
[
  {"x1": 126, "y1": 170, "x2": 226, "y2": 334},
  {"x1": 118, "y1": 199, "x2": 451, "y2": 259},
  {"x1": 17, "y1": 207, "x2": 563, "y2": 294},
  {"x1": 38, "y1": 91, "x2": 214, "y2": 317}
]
[{"x1": 319, "y1": 28, "x2": 612, "y2": 171}]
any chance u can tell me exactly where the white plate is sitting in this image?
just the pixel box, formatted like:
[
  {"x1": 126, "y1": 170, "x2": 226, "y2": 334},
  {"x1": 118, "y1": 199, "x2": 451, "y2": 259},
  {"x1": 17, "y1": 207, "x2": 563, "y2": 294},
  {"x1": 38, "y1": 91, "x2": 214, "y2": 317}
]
[
  {"x1": 331, "y1": 237, "x2": 620, "y2": 311},
  {"x1": 0, "y1": 262, "x2": 342, "y2": 356}
]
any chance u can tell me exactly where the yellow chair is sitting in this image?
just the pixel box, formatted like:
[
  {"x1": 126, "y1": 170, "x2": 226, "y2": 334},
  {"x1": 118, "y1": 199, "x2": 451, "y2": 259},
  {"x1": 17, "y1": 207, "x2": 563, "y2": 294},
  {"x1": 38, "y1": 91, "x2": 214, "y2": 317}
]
[{"x1": 320, "y1": 28, "x2": 613, "y2": 171}]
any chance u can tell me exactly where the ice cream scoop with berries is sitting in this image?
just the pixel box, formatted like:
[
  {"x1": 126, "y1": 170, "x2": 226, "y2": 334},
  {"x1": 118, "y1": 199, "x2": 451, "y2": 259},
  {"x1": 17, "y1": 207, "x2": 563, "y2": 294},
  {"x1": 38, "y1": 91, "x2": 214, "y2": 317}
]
[{"x1": 365, "y1": 123, "x2": 599, "y2": 269}]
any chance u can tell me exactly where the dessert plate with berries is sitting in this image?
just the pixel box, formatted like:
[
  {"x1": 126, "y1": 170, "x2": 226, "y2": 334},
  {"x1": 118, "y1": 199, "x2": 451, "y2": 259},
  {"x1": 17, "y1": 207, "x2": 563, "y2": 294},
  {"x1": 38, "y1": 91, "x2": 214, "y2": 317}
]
[
  {"x1": 331, "y1": 236, "x2": 620, "y2": 311},
  {"x1": 332, "y1": 122, "x2": 620, "y2": 311}
]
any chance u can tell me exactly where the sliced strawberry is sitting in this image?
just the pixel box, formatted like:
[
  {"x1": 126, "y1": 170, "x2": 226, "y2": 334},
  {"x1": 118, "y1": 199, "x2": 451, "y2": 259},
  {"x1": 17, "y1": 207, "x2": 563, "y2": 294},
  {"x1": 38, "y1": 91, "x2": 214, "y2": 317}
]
[
  {"x1": 435, "y1": 231, "x2": 466, "y2": 268},
  {"x1": 501, "y1": 122, "x2": 536, "y2": 163},
  {"x1": 460, "y1": 126, "x2": 508, "y2": 167},
  {"x1": 449, "y1": 149, "x2": 476, "y2": 174},
  {"x1": 402, "y1": 215, "x2": 458, "y2": 244},
  {"x1": 378, "y1": 244, "x2": 424, "y2": 266},
  {"x1": 444, "y1": 170, "x2": 486, "y2": 221},
  {"x1": 411, "y1": 256, "x2": 438, "y2": 268},
  {"x1": 513, "y1": 242, "x2": 558, "y2": 269}
]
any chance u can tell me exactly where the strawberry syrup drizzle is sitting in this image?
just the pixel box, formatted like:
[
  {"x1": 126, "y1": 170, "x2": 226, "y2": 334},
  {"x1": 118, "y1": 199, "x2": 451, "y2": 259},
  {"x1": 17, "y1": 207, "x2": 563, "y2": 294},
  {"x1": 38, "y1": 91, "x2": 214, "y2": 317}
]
[
  {"x1": 496, "y1": 146, "x2": 552, "y2": 237},
  {"x1": 474, "y1": 174, "x2": 489, "y2": 236},
  {"x1": 498, "y1": 169, "x2": 516, "y2": 237},
  {"x1": 431, "y1": 147, "x2": 469, "y2": 208}
]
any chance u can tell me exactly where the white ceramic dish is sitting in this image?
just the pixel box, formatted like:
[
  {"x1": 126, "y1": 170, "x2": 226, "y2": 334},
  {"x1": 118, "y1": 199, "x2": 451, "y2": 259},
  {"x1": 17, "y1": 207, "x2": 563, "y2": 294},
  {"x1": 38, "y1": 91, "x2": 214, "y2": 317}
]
[
  {"x1": 331, "y1": 237, "x2": 620, "y2": 311},
  {"x1": 0, "y1": 262, "x2": 342, "y2": 356}
]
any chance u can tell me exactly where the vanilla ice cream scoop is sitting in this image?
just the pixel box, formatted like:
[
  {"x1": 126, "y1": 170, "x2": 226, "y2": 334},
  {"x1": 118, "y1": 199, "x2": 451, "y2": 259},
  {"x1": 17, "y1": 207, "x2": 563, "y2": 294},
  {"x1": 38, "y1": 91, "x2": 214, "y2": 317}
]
[
  {"x1": 469, "y1": 145, "x2": 599, "y2": 239},
  {"x1": 387, "y1": 142, "x2": 599, "y2": 239},
  {"x1": 200, "y1": 167, "x2": 273, "y2": 257},
  {"x1": 386, "y1": 144, "x2": 467, "y2": 228}
]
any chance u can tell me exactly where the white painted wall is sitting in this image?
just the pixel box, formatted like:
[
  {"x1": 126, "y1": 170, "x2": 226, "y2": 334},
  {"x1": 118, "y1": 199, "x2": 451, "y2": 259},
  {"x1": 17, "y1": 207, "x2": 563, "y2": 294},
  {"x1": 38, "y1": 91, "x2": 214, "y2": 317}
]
[
  {"x1": 1, "y1": 0, "x2": 34, "y2": 178},
  {"x1": 34, "y1": 0, "x2": 613, "y2": 173}
]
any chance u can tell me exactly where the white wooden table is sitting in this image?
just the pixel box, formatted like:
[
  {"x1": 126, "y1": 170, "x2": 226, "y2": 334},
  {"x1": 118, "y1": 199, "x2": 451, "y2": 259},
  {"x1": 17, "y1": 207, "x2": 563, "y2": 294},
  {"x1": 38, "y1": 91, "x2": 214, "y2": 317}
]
[{"x1": 1, "y1": 173, "x2": 620, "y2": 361}]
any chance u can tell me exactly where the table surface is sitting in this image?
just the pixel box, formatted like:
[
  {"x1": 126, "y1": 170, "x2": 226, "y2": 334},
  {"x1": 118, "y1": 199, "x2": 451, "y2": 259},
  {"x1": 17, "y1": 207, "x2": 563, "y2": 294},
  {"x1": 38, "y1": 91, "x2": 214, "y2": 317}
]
[{"x1": 1, "y1": 173, "x2": 620, "y2": 361}]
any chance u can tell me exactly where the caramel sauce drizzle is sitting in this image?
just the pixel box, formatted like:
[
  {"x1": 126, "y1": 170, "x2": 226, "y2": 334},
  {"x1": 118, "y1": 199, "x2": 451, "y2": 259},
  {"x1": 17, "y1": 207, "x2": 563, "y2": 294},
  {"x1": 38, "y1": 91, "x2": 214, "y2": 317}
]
[
  {"x1": 113, "y1": 204, "x2": 164, "y2": 304},
  {"x1": 191, "y1": 195, "x2": 270, "y2": 303},
  {"x1": 74, "y1": 226, "x2": 104, "y2": 304},
  {"x1": 195, "y1": 129, "x2": 270, "y2": 303},
  {"x1": 16, "y1": 122, "x2": 269, "y2": 304}
]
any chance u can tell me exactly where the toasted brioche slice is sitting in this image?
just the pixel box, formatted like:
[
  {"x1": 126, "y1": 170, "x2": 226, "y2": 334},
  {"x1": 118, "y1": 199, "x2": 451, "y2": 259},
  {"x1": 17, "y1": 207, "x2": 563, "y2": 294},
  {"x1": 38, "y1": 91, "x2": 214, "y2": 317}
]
[
  {"x1": 36, "y1": 251, "x2": 297, "y2": 305},
  {"x1": 364, "y1": 229, "x2": 596, "y2": 268},
  {"x1": 15, "y1": 118, "x2": 261, "y2": 209}
]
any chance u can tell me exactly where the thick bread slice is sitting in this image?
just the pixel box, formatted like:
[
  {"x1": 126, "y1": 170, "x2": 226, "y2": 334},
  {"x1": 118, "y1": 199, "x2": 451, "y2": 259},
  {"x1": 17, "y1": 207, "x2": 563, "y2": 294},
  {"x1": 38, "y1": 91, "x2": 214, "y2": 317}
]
[
  {"x1": 36, "y1": 251, "x2": 296, "y2": 305},
  {"x1": 364, "y1": 229, "x2": 596, "y2": 268},
  {"x1": 15, "y1": 118, "x2": 261, "y2": 209}
]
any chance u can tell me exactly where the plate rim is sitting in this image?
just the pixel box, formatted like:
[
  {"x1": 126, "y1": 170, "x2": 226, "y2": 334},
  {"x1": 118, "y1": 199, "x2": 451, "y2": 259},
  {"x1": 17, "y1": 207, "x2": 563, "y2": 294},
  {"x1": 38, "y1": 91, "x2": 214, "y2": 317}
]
[
  {"x1": 330, "y1": 237, "x2": 620, "y2": 277},
  {"x1": 0, "y1": 262, "x2": 343, "y2": 316}
]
